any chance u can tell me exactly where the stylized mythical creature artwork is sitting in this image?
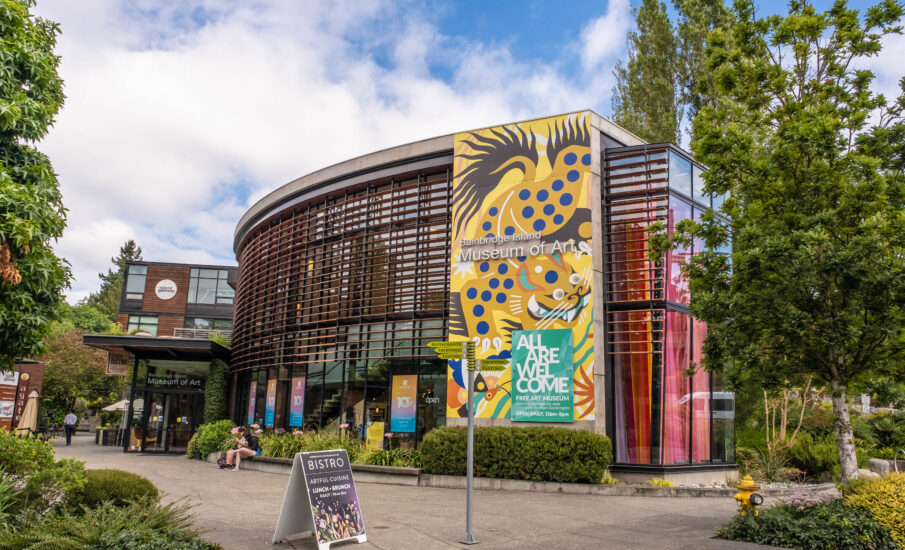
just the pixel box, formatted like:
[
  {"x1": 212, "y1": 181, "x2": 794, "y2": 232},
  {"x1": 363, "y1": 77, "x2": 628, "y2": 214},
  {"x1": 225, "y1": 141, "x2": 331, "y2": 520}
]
[{"x1": 447, "y1": 113, "x2": 596, "y2": 420}]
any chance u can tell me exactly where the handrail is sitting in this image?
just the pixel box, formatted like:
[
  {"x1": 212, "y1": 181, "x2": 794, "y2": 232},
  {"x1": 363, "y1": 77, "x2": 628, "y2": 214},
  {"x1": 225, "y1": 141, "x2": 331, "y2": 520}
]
[{"x1": 895, "y1": 448, "x2": 905, "y2": 474}]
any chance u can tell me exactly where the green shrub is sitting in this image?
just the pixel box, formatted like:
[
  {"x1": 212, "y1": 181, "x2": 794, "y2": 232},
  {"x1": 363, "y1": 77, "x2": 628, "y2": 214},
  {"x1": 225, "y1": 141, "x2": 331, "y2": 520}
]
[
  {"x1": 844, "y1": 472, "x2": 905, "y2": 549},
  {"x1": 787, "y1": 432, "x2": 872, "y2": 481},
  {"x1": 259, "y1": 431, "x2": 365, "y2": 462},
  {"x1": 186, "y1": 420, "x2": 234, "y2": 460},
  {"x1": 0, "y1": 497, "x2": 220, "y2": 549},
  {"x1": 869, "y1": 414, "x2": 905, "y2": 449},
  {"x1": 360, "y1": 449, "x2": 423, "y2": 468},
  {"x1": 421, "y1": 426, "x2": 611, "y2": 484},
  {"x1": 646, "y1": 478, "x2": 673, "y2": 487},
  {"x1": 74, "y1": 469, "x2": 158, "y2": 508},
  {"x1": 0, "y1": 430, "x2": 86, "y2": 511},
  {"x1": 202, "y1": 359, "x2": 230, "y2": 424},
  {"x1": 717, "y1": 500, "x2": 897, "y2": 550}
]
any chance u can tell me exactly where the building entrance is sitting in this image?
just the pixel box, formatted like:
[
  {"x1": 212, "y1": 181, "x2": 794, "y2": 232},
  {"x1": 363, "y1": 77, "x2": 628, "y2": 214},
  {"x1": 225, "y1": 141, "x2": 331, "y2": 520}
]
[{"x1": 137, "y1": 391, "x2": 201, "y2": 453}]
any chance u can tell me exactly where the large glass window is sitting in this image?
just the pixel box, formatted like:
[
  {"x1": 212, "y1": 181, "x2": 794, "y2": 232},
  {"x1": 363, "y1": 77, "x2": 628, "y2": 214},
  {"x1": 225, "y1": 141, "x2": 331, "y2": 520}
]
[
  {"x1": 668, "y1": 153, "x2": 692, "y2": 198},
  {"x1": 127, "y1": 315, "x2": 158, "y2": 335},
  {"x1": 187, "y1": 268, "x2": 234, "y2": 305},
  {"x1": 662, "y1": 311, "x2": 690, "y2": 465},
  {"x1": 184, "y1": 318, "x2": 232, "y2": 331},
  {"x1": 125, "y1": 265, "x2": 147, "y2": 300}
]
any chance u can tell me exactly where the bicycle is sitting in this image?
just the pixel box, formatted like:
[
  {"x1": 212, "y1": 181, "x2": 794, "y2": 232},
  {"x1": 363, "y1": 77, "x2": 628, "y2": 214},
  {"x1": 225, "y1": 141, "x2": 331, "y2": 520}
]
[{"x1": 47, "y1": 423, "x2": 61, "y2": 439}]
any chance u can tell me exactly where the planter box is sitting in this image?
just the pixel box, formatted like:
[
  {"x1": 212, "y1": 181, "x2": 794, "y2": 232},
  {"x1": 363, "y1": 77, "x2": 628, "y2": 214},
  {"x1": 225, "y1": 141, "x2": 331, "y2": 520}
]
[{"x1": 95, "y1": 430, "x2": 117, "y2": 446}]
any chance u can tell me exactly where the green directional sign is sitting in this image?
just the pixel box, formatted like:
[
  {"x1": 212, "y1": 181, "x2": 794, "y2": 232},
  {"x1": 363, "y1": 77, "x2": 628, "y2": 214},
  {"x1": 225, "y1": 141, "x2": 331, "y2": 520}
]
[
  {"x1": 427, "y1": 341, "x2": 477, "y2": 369},
  {"x1": 476, "y1": 359, "x2": 508, "y2": 371}
]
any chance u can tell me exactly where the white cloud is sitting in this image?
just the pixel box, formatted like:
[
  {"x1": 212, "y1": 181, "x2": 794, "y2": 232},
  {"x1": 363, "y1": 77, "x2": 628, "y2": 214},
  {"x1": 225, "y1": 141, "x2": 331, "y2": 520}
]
[{"x1": 32, "y1": 0, "x2": 632, "y2": 303}]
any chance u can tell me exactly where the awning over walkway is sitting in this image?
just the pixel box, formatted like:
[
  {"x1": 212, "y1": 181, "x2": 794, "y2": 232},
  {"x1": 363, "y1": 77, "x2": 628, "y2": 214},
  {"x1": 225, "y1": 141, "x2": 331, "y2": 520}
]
[{"x1": 83, "y1": 334, "x2": 230, "y2": 362}]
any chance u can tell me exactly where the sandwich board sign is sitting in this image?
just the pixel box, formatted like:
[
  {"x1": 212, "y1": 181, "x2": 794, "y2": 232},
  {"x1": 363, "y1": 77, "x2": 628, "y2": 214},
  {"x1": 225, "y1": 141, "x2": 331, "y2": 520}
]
[{"x1": 272, "y1": 449, "x2": 367, "y2": 549}]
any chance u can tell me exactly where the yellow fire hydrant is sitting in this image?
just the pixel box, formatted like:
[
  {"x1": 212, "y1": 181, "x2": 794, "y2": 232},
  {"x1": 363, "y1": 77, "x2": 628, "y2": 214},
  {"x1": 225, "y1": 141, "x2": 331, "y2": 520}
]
[{"x1": 733, "y1": 475, "x2": 764, "y2": 516}]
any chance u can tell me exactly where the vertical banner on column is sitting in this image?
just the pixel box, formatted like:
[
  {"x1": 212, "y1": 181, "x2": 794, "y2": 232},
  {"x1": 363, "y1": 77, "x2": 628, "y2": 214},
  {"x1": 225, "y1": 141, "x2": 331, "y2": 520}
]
[
  {"x1": 289, "y1": 377, "x2": 305, "y2": 427},
  {"x1": 264, "y1": 379, "x2": 277, "y2": 427},
  {"x1": 390, "y1": 375, "x2": 417, "y2": 433},
  {"x1": 247, "y1": 381, "x2": 257, "y2": 425},
  {"x1": 447, "y1": 111, "x2": 596, "y2": 421}
]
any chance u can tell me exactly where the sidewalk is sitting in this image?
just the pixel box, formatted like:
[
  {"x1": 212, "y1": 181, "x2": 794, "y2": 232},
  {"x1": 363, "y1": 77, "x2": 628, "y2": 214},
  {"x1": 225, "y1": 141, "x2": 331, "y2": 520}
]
[{"x1": 55, "y1": 433, "x2": 766, "y2": 550}]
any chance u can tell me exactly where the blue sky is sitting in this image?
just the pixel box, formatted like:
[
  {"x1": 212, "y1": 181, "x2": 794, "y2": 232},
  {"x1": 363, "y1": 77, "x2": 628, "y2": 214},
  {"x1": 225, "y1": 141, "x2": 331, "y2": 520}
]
[{"x1": 28, "y1": 0, "x2": 900, "y2": 302}]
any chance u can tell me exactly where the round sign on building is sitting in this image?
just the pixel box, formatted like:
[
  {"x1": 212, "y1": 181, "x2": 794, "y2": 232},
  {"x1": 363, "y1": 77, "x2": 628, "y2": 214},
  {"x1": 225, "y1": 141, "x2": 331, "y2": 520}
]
[{"x1": 155, "y1": 279, "x2": 177, "y2": 300}]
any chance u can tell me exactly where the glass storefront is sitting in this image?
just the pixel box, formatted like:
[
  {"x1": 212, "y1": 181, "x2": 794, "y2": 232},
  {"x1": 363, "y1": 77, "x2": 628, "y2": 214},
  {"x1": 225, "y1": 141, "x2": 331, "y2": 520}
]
[{"x1": 127, "y1": 359, "x2": 207, "y2": 453}]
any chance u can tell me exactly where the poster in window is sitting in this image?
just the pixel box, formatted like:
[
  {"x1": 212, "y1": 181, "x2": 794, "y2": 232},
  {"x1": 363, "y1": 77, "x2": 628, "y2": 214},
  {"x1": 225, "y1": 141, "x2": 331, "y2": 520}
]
[
  {"x1": 264, "y1": 379, "x2": 277, "y2": 427},
  {"x1": 247, "y1": 381, "x2": 257, "y2": 425},
  {"x1": 289, "y1": 377, "x2": 305, "y2": 427},
  {"x1": 390, "y1": 375, "x2": 417, "y2": 433}
]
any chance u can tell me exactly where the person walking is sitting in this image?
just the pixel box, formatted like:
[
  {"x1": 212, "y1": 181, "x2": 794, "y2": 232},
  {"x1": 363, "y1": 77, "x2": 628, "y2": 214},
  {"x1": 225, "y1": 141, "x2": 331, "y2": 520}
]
[{"x1": 63, "y1": 411, "x2": 77, "y2": 445}]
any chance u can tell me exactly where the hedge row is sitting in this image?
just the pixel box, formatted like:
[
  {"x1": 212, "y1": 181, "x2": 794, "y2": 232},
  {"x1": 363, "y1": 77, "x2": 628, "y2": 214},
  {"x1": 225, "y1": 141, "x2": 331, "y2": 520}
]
[{"x1": 421, "y1": 426, "x2": 611, "y2": 484}]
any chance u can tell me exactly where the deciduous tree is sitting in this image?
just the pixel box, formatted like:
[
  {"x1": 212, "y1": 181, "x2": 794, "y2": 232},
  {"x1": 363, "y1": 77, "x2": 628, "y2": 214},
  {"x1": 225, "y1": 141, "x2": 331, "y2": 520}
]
[{"x1": 0, "y1": 0, "x2": 68, "y2": 368}]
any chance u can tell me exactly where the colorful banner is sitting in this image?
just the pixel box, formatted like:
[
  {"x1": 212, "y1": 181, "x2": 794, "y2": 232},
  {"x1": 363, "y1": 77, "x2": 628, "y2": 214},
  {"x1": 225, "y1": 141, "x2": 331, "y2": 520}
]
[
  {"x1": 247, "y1": 381, "x2": 257, "y2": 425},
  {"x1": 511, "y1": 329, "x2": 574, "y2": 422},
  {"x1": 264, "y1": 379, "x2": 277, "y2": 427},
  {"x1": 365, "y1": 421, "x2": 384, "y2": 450},
  {"x1": 289, "y1": 377, "x2": 305, "y2": 427},
  {"x1": 0, "y1": 371, "x2": 18, "y2": 431},
  {"x1": 390, "y1": 375, "x2": 417, "y2": 433},
  {"x1": 447, "y1": 112, "x2": 595, "y2": 421}
]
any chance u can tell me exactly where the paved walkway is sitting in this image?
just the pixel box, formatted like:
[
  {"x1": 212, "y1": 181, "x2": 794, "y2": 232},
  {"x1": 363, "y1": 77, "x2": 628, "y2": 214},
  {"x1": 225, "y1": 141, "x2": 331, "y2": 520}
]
[{"x1": 55, "y1": 433, "x2": 765, "y2": 550}]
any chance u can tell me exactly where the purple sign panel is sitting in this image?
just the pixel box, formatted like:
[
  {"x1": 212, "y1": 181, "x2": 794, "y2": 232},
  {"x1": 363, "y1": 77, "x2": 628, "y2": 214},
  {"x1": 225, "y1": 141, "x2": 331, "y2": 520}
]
[
  {"x1": 247, "y1": 381, "x2": 257, "y2": 425},
  {"x1": 301, "y1": 449, "x2": 366, "y2": 545},
  {"x1": 289, "y1": 377, "x2": 305, "y2": 427}
]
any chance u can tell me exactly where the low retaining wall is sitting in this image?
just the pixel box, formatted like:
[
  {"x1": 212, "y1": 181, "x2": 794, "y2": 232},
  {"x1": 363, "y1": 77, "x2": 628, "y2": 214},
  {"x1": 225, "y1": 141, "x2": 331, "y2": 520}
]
[{"x1": 204, "y1": 453, "x2": 834, "y2": 498}]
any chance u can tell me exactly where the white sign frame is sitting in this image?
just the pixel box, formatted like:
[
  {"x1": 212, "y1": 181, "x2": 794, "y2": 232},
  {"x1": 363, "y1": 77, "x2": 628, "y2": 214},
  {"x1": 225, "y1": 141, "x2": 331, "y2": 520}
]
[{"x1": 154, "y1": 279, "x2": 177, "y2": 300}]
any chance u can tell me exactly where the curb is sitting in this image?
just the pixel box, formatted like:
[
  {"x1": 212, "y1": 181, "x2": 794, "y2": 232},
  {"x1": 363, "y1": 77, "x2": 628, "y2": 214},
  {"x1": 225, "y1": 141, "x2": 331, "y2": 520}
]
[{"x1": 203, "y1": 453, "x2": 836, "y2": 498}]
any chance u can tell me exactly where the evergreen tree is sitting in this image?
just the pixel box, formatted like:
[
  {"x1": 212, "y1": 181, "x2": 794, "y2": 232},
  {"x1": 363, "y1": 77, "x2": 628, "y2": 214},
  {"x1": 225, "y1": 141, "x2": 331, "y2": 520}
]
[
  {"x1": 655, "y1": 0, "x2": 905, "y2": 481},
  {"x1": 672, "y1": 0, "x2": 734, "y2": 121},
  {"x1": 86, "y1": 240, "x2": 142, "y2": 321},
  {"x1": 0, "y1": 0, "x2": 68, "y2": 368},
  {"x1": 611, "y1": 0, "x2": 681, "y2": 144}
]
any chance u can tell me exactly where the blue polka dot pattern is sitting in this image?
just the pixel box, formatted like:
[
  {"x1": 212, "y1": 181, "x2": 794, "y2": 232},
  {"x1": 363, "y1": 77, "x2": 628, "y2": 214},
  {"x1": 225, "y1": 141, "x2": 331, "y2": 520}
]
[
  {"x1": 517, "y1": 256, "x2": 526, "y2": 262},
  {"x1": 522, "y1": 206, "x2": 534, "y2": 218},
  {"x1": 552, "y1": 180, "x2": 564, "y2": 192},
  {"x1": 482, "y1": 221, "x2": 491, "y2": 231},
  {"x1": 543, "y1": 204, "x2": 555, "y2": 216},
  {"x1": 564, "y1": 152, "x2": 577, "y2": 165},
  {"x1": 582, "y1": 153, "x2": 591, "y2": 166},
  {"x1": 489, "y1": 278, "x2": 499, "y2": 289},
  {"x1": 537, "y1": 189, "x2": 549, "y2": 201},
  {"x1": 476, "y1": 321, "x2": 489, "y2": 335},
  {"x1": 560, "y1": 193, "x2": 573, "y2": 206},
  {"x1": 473, "y1": 305, "x2": 484, "y2": 316},
  {"x1": 467, "y1": 288, "x2": 477, "y2": 299},
  {"x1": 545, "y1": 270, "x2": 558, "y2": 284},
  {"x1": 480, "y1": 262, "x2": 489, "y2": 272},
  {"x1": 533, "y1": 219, "x2": 545, "y2": 231},
  {"x1": 504, "y1": 226, "x2": 515, "y2": 236},
  {"x1": 567, "y1": 170, "x2": 580, "y2": 182},
  {"x1": 503, "y1": 279, "x2": 514, "y2": 289},
  {"x1": 553, "y1": 214, "x2": 564, "y2": 225},
  {"x1": 481, "y1": 290, "x2": 491, "y2": 302},
  {"x1": 488, "y1": 207, "x2": 498, "y2": 216},
  {"x1": 498, "y1": 264, "x2": 508, "y2": 275},
  {"x1": 486, "y1": 233, "x2": 494, "y2": 238},
  {"x1": 495, "y1": 293, "x2": 506, "y2": 304},
  {"x1": 519, "y1": 189, "x2": 530, "y2": 200}
]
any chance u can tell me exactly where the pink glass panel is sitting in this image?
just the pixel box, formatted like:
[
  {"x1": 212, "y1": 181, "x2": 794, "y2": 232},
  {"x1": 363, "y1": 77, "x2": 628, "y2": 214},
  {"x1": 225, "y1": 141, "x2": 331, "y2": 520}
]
[
  {"x1": 662, "y1": 311, "x2": 690, "y2": 464},
  {"x1": 667, "y1": 199, "x2": 691, "y2": 304},
  {"x1": 612, "y1": 311, "x2": 654, "y2": 463},
  {"x1": 692, "y1": 318, "x2": 711, "y2": 462}
]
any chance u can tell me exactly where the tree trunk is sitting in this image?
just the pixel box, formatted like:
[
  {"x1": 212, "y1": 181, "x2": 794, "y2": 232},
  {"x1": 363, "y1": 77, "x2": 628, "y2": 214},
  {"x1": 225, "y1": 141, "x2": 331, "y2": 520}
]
[{"x1": 830, "y1": 378, "x2": 859, "y2": 482}]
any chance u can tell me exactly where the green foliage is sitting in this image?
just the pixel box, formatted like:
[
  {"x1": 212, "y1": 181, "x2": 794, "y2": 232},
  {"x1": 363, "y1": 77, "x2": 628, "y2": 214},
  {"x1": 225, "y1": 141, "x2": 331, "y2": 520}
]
[
  {"x1": 736, "y1": 446, "x2": 796, "y2": 483},
  {"x1": 202, "y1": 359, "x2": 229, "y2": 424},
  {"x1": 717, "y1": 500, "x2": 897, "y2": 550},
  {"x1": 0, "y1": 430, "x2": 86, "y2": 511},
  {"x1": 600, "y1": 471, "x2": 620, "y2": 485},
  {"x1": 868, "y1": 414, "x2": 905, "y2": 449},
  {"x1": 360, "y1": 449, "x2": 422, "y2": 468},
  {"x1": 74, "y1": 469, "x2": 158, "y2": 509},
  {"x1": 0, "y1": 497, "x2": 220, "y2": 549},
  {"x1": 421, "y1": 426, "x2": 612, "y2": 484},
  {"x1": 0, "y1": 0, "x2": 70, "y2": 368},
  {"x1": 646, "y1": 477, "x2": 673, "y2": 487},
  {"x1": 85, "y1": 240, "x2": 142, "y2": 323},
  {"x1": 258, "y1": 431, "x2": 365, "y2": 462},
  {"x1": 611, "y1": 0, "x2": 681, "y2": 144},
  {"x1": 658, "y1": 0, "x2": 905, "y2": 482},
  {"x1": 845, "y1": 472, "x2": 905, "y2": 549},
  {"x1": 185, "y1": 420, "x2": 234, "y2": 460},
  {"x1": 40, "y1": 324, "x2": 122, "y2": 411}
]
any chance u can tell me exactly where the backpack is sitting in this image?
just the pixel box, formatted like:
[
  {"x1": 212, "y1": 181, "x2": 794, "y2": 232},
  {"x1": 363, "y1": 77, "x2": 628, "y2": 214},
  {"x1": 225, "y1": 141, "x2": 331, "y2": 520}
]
[
  {"x1": 216, "y1": 456, "x2": 228, "y2": 468},
  {"x1": 247, "y1": 435, "x2": 259, "y2": 451}
]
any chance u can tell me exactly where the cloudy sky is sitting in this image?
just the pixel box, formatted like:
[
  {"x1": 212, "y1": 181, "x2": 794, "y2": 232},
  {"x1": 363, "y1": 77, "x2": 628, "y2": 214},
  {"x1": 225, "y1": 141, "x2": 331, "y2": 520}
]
[{"x1": 30, "y1": 0, "x2": 898, "y2": 303}]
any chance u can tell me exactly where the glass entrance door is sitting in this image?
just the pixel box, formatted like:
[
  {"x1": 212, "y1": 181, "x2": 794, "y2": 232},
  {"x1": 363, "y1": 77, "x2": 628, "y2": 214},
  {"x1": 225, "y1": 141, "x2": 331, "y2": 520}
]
[
  {"x1": 143, "y1": 393, "x2": 168, "y2": 452},
  {"x1": 140, "y1": 392, "x2": 201, "y2": 453}
]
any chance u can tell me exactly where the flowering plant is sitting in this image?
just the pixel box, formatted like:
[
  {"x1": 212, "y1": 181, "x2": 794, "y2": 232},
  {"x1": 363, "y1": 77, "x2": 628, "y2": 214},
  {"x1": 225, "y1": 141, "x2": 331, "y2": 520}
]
[
  {"x1": 254, "y1": 429, "x2": 263, "y2": 434},
  {"x1": 339, "y1": 423, "x2": 349, "y2": 429},
  {"x1": 384, "y1": 432, "x2": 394, "y2": 438},
  {"x1": 230, "y1": 427, "x2": 240, "y2": 434},
  {"x1": 250, "y1": 423, "x2": 260, "y2": 429},
  {"x1": 779, "y1": 492, "x2": 838, "y2": 510}
]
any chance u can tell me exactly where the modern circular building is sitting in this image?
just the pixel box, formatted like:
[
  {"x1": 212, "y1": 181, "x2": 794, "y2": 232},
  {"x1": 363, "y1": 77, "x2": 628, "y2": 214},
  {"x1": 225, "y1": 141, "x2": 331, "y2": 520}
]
[{"x1": 231, "y1": 110, "x2": 735, "y2": 478}]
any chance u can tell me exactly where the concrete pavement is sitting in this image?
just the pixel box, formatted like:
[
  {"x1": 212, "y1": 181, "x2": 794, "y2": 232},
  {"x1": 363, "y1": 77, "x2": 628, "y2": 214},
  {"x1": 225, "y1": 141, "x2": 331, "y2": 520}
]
[{"x1": 54, "y1": 433, "x2": 764, "y2": 550}]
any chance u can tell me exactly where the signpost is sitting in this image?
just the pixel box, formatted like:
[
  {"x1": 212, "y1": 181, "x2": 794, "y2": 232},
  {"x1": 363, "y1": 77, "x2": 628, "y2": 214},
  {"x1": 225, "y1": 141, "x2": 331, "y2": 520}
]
[{"x1": 427, "y1": 340, "x2": 478, "y2": 545}]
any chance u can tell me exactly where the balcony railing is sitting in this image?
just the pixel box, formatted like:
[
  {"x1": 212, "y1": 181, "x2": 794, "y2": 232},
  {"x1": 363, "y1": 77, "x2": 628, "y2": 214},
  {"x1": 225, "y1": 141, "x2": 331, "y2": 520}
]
[{"x1": 173, "y1": 328, "x2": 232, "y2": 344}]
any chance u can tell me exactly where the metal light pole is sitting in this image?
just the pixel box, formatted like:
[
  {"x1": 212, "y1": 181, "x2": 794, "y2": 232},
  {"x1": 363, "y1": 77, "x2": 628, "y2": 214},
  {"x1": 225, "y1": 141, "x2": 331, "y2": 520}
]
[{"x1": 459, "y1": 342, "x2": 478, "y2": 545}]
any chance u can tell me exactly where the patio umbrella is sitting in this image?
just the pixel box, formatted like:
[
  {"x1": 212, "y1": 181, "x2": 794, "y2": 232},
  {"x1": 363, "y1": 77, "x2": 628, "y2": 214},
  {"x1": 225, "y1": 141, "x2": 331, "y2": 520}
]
[
  {"x1": 15, "y1": 390, "x2": 39, "y2": 436},
  {"x1": 102, "y1": 399, "x2": 130, "y2": 412}
]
